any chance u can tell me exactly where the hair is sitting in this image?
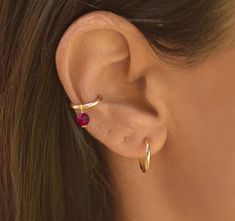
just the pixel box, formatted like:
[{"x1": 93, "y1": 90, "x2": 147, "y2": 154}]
[{"x1": 0, "y1": 0, "x2": 234, "y2": 220}]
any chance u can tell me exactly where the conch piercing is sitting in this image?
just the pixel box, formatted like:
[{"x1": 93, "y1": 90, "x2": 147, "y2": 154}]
[
  {"x1": 69, "y1": 94, "x2": 103, "y2": 128},
  {"x1": 139, "y1": 137, "x2": 151, "y2": 173}
]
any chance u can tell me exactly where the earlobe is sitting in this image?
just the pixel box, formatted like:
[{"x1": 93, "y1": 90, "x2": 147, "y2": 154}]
[{"x1": 55, "y1": 10, "x2": 168, "y2": 161}]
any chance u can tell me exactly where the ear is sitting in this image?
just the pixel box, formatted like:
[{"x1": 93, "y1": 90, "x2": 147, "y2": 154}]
[{"x1": 55, "y1": 11, "x2": 168, "y2": 158}]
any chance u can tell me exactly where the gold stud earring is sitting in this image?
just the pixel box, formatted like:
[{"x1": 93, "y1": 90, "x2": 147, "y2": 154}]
[
  {"x1": 139, "y1": 137, "x2": 151, "y2": 173},
  {"x1": 70, "y1": 94, "x2": 103, "y2": 128}
]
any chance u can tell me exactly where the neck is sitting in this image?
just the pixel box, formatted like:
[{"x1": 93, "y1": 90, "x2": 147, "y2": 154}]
[{"x1": 102, "y1": 147, "x2": 210, "y2": 221}]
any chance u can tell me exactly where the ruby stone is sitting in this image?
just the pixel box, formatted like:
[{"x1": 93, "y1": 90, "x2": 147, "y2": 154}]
[{"x1": 76, "y1": 113, "x2": 90, "y2": 127}]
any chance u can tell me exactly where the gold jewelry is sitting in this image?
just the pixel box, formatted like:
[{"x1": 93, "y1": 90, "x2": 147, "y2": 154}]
[
  {"x1": 139, "y1": 137, "x2": 151, "y2": 173},
  {"x1": 70, "y1": 94, "x2": 103, "y2": 127},
  {"x1": 70, "y1": 94, "x2": 103, "y2": 111}
]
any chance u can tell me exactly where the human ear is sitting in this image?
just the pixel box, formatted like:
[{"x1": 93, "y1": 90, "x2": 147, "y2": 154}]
[{"x1": 55, "y1": 11, "x2": 168, "y2": 159}]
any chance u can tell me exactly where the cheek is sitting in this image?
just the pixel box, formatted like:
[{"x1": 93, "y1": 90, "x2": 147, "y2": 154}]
[
  {"x1": 177, "y1": 70, "x2": 235, "y2": 157},
  {"x1": 162, "y1": 53, "x2": 235, "y2": 213},
  {"x1": 176, "y1": 50, "x2": 235, "y2": 161}
]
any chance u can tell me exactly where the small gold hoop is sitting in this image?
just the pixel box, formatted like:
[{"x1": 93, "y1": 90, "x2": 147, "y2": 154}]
[
  {"x1": 139, "y1": 137, "x2": 151, "y2": 173},
  {"x1": 70, "y1": 95, "x2": 103, "y2": 112}
]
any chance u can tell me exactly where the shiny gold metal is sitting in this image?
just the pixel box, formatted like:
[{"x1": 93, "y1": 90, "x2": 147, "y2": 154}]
[
  {"x1": 70, "y1": 95, "x2": 103, "y2": 112},
  {"x1": 139, "y1": 137, "x2": 151, "y2": 173}
]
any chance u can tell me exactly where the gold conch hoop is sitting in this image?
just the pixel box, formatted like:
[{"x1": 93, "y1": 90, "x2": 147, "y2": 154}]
[
  {"x1": 70, "y1": 95, "x2": 103, "y2": 112},
  {"x1": 139, "y1": 137, "x2": 151, "y2": 173}
]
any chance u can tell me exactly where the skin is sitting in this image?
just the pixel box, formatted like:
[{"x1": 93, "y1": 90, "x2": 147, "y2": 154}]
[{"x1": 56, "y1": 10, "x2": 235, "y2": 221}]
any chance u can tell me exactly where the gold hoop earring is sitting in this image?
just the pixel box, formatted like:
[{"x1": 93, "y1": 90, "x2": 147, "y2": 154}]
[
  {"x1": 70, "y1": 94, "x2": 103, "y2": 128},
  {"x1": 139, "y1": 137, "x2": 151, "y2": 173}
]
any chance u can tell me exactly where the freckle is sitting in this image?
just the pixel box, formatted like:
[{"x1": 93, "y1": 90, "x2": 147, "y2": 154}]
[
  {"x1": 123, "y1": 136, "x2": 129, "y2": 143},
  {"x1": 107, "y1": 128, "x2": 112, "y2": 135}
]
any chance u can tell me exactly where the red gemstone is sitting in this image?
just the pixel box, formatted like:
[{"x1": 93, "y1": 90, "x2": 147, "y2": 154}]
[{"x1": 76, "y1": 113, "x2": 90, "y2": 127}]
